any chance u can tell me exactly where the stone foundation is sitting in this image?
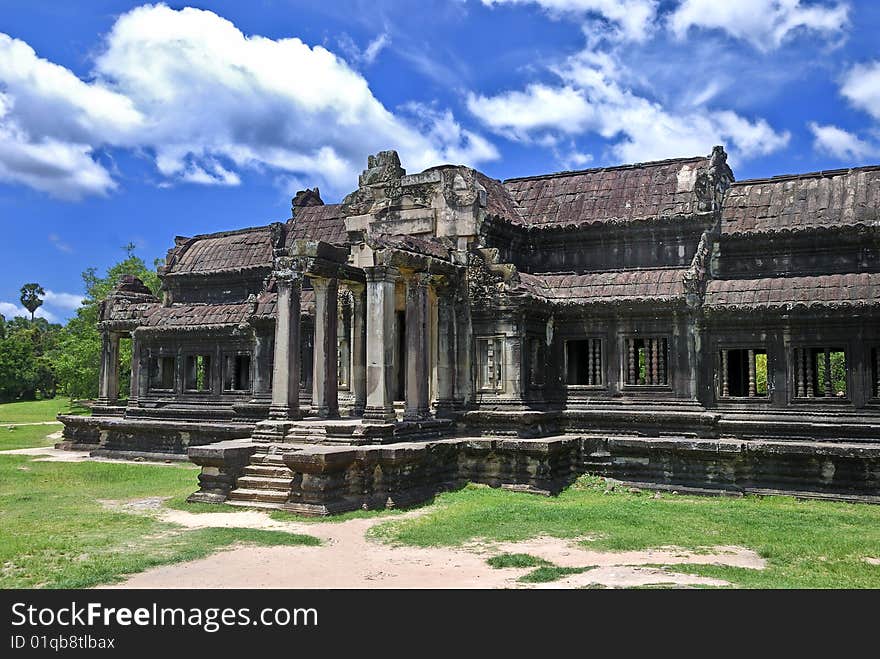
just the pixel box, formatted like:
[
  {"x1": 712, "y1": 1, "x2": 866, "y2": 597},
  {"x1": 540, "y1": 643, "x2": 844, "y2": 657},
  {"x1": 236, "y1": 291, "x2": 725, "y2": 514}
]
[
  {"x1": 57, "y1": 414, "x2": 255, "y2": 458},
  {"x1": 187, "y1": 433, "x2": 880, "y2": 514}
]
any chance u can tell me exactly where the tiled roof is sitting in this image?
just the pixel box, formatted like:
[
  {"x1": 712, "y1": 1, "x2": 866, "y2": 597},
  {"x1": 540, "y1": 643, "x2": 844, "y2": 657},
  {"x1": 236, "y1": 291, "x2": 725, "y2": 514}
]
[
  {"x1": 517, "y1": 268, "x2": 688, "y2": 305},
  {"x1": 142, "y1": 303, "x2": 253, "y2": 329},
  {"x1": 252, "y1": 290, "x2": 315, "y2": 318},
  {"x1": 106, "y1": 301, "x2": 161, "y2": 323},
  {"x1": 475, "y1": 171, "x2": 524, "y2": 223},
  {"x1": 705, "y1": 273, "x2": 880, "y2": 311},
  {"x1": 287, "y1": 204, "x2": 347, "y2": 245},
  {"x1": 722, "y1": 166, "x2": 880, "y2": 236},
  {"x1": 169, "y1": 226, "x2": 275, "y2": 275},
  {"x1": 502, "y1": 156, "x2": 709, "y2": 228}
]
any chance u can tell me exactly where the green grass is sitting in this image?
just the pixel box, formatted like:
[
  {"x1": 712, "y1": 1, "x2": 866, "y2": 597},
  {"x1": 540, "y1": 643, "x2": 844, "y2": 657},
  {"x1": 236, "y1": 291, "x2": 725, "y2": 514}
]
[
  {"x1": 0, "y1": 424, "x2": 60, "y2": 451},
  {"x1": 0, "y1": 397, "x2": 89, "y2": 424},
  {"x1": 486, "y1": 553, "x2": 552, "y2": 569},
  {"x1": 518, "y1": 566, "x2": 589, "y2": 583},
  {"x1": 371, "y1": 479, "x2": 880, "y2": 588},
  {"x1": 0, "y1": 455, "x2": 318, "y2": 588}
]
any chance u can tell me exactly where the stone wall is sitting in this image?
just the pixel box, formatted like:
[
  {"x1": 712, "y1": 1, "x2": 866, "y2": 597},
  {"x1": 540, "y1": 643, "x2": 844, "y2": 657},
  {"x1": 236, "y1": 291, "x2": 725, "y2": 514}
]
[
  {"x1": 187, "y1": 432, "x2": 880, "y2": 515},
  {"x1": 58, "y1": 414, "x2": 254, "y2": 460}
]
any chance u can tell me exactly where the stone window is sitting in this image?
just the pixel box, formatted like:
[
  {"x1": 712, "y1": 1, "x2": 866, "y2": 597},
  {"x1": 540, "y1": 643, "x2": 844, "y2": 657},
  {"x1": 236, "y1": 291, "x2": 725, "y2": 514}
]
[
  {"x1": 185, "y1": 354, "x2": 212, "y2": 392},
  {"x1": 477, "y1": 337, "x2": 504, "y2": 392},
  {"x1": 624, "y1": 337, "x2": 669, "y2": 386},
  {"x1": 873, "y1": 348, "x2": 880, "y2": 399},
  {"x1": 565, "y1": 338, "x2": 603, "y2": 386},
  {"x1": 222, "y1": 353, "x2": 251, "y2": 392},
  {"x1": 719, "y1": 348, "x2": 768, "y2": 398},
  {"x1": 528, "y1": 337, "x2": 546, "y2": 387},
  {"x1": 148, "y1": 355, "x2": 175, "y2": 391},
  {"x1": 792, "y1": 347, "x2": 847, "y2": 398}
]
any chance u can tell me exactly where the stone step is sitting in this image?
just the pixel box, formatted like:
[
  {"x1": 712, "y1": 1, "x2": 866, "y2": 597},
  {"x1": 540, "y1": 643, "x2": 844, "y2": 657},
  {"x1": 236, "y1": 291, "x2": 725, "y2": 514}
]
[
  {"x1": 228, "y1": 488, "x2": 290, "y2": 504},
  {"x1": 243, "y1": 464, "x2": 294, "y2": 478},
  {"x1": 235, "y1": 475, "x2": 294, "y2": 491},
  {"x1": 249, "y1": 453, "x2": 288, "y2": 466}
]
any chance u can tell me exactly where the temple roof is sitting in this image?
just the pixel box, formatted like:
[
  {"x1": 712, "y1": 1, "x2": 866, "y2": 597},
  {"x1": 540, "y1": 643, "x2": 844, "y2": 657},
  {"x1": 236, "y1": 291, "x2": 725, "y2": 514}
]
[
  {"x1": 705, "y1": 273, "x2": 880, "y2": 311},
  {"x1": 476, "y1": 171, "x2": 525, "y2": 224},
  {"x1": 501, "y1": 156, "x2": 710, "y2": 228},
  {"x1": 167, "y1": 226, "x2": 275, "y2": 275},
  {"x1": 722, "y1": 165, "x2": 880, "y2": 236},
  {"x1": 141, "y1": 303, "x2": 253, "y2": 329},
  {"x1": 252, "y1": 290, "x2": 315, "y2": 319},
  {"x1": 517, "y1": 267, "x2": 688, "y2": 305},
  {"x1": 287, "y1": 204, "x2": 347, "y2": 245}
]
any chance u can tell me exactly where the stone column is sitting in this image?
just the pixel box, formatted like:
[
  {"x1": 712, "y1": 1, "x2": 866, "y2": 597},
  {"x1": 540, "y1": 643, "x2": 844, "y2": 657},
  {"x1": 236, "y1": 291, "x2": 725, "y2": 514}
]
[
  {"x1": 97, "y1": 330, "x2": 120, "y2": 405},
  {"x1": 435, "y1": 286, "x2": 456, "y2": 416},
  {"x1": 350, "y1": 285, "x2": 367, "y2": 416},
  {"x1": 269, "y1": 270, "x2": 303, "y2": 420},
  {"x1": 128, "y1": 332, "x2": 142, "y2": 406},
  {"x1": 363, "y1": 266, "x2": 398, "y2": 423},
  {"x1": 404, "y1": 273, "x2": 431, "y2": 421},
  {"x1": 250, "y1": 331, "x2": 273, "y2": 400},
  {"x1": 311, "y1": 276, "x2": 339, "y2": 418}
]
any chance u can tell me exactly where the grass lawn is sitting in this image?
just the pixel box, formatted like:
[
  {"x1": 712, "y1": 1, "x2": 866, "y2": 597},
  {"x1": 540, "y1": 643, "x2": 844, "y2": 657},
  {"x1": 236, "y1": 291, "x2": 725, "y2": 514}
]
[
  {"x1": 370, "y1": 478, "x2": 880, "y2": 588},
  {"x1": 0, "y1": 424, "x2": 61, "y2": 451},
  {"x1": 0, "y1": 397, "x2": 89, "y2": 424},
  {"x1": 0, "y1": 455, "x2": 318, "y2": 588}
]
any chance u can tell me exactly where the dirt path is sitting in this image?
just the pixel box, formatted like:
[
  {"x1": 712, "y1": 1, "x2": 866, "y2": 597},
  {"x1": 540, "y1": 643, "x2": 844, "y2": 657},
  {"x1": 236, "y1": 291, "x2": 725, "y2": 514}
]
[
  {"x1": 108, "y1": 507, "x2": 765, "y2": 589},
  {"x1": 2, "y1": 443, "x2": 185, "y2": 466}
]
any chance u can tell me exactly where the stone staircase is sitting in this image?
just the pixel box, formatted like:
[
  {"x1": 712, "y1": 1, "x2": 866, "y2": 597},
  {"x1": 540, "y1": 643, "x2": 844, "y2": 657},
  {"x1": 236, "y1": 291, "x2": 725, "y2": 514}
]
[{"x1": 227, "y1": 447, "x2": 298, "y2": 508}]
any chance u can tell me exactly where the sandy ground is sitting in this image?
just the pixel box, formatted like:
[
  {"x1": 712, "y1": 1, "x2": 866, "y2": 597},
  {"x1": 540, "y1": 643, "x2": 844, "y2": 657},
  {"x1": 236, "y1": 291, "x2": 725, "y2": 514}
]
[
  {"x1": 2, "y1": 440, "x2": 184, "y2": 466},
  {"x1": 107, "y1": 506, "x2": 765, "y2": 589}
]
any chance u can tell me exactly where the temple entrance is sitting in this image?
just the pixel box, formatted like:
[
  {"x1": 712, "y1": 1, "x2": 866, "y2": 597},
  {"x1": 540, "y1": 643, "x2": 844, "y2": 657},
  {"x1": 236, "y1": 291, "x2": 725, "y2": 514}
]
[{"x1": 394, "y1": 310, "x2": 407, "y2": 401}]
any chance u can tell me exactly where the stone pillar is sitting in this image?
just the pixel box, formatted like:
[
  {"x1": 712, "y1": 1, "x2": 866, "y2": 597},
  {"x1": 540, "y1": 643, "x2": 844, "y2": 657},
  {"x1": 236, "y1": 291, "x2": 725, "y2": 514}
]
[
  {"x1": 311, "y1": 277, "x2": 339, "y2": 418},
  {"x1": 350, "y1": 285, "x2": 367, "y2": 416},
  {"x1": 435, "y1": 286, "x2": 456, "y2": 416},
  {"x1": 363, "y1": 266, "x2": 398, "y2": 423},
  {"x1": 97, "y1": 330, "x2": 120, "y2": 405},
  {"x1": 404, "y1": 273, "x2": 431, "y2": 421},
  {"x1": 251, "y1": 331, "x2": 273, "y2": 399},
  {"x1": 128, "y1": 332, "x2": 142, "y2": 406},
  {"x1": 269, "y1": 271, "x2": 303, "y2": 420}
]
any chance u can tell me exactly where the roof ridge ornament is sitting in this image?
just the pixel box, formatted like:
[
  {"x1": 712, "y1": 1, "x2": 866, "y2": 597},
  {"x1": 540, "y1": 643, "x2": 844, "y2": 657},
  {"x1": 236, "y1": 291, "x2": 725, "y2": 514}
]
[{"x1": 695, "y1": 145, "x2": 735, "y2": 212}]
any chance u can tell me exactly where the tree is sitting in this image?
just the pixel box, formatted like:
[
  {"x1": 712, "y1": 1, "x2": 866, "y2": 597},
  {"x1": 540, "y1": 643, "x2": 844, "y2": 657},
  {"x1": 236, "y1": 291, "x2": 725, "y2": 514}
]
[
  {"x1": 0, "y1": 315, "x2": 61, "y2": 402},
  {"x1": 50, "y1": 249, "x2": 162, "y2": 400},
  {"x1": 20, "y1": 283, "x2": 45, "y2": 321}
]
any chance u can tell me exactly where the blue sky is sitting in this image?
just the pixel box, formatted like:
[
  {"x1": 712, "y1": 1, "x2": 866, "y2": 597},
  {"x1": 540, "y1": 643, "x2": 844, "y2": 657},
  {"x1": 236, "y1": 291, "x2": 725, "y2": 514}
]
[{"x1": 1, "y1": 0, "x2": 878, "y2": 322}]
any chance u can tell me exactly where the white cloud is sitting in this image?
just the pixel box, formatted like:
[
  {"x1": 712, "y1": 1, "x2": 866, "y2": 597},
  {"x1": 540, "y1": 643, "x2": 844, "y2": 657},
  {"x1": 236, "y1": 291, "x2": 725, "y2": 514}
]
[
  {"x1": 43, "y1": 290, "x2": 85, "y2": 311},
  {"x1": 840, "y1": 61, "x2": 880, "y2": 121},
  {"x1": 669, "y1": 0, "x2": 849, "y2": 51},
  {"x1": 809, "y1": 122, "x2": 875, "y2": 160},
  {"x1": 401, "y1": 103, "x2": 500, "y2": 165},
  {"x1": 0, "y1": 32, "x2": 142, "y2": 199},
  {"x1": 48, "y1": 233, "x2": 73, "y2": 253},
  {"x1": 481, "y1": 0, "x2": 659, "y2": 42},
  {"x1": 362, "y1": 33, "x2": 390, "y2": 65},
  {"x1": 466, "y1": 85, "x2": 595, "y2": 142},
  {"x1": 0, "y1": 301, "x2": 57, "y2": 322},
  {"x1": 337, "y1": 32, "x2": 390, "y2": 67},
  {"x1": 467, "y1": 47, "x2": 790, "y2": 166},
  {"x1": 0, "y1": 4, "x2": 497, "y2": 200}
]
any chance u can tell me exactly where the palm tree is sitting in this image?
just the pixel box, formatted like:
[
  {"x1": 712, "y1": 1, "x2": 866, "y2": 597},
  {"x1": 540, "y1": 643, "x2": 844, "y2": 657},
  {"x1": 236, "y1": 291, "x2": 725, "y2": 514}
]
[{"x1": 20, "y1": 283, "x2": 45, "y2": 321}]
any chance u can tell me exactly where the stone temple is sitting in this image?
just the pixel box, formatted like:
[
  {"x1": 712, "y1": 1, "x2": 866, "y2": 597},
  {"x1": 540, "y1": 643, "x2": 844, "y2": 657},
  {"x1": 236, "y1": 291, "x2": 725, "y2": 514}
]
[{"x1": 59, "y1": 147, "x2": 880, "y2": 512}]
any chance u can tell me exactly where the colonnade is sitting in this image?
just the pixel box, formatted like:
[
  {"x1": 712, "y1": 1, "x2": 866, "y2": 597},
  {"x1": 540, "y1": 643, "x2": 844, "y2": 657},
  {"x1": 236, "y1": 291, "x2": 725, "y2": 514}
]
[{"x1": 270, "y1": 265, "x2": 456, "y2": 423}]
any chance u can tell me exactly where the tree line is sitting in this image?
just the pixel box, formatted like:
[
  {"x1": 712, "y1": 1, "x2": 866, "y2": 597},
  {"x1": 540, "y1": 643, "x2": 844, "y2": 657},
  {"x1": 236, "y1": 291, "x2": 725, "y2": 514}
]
[{"x1": 0, "y1": 249, "x2": 161, "y2": 403}]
